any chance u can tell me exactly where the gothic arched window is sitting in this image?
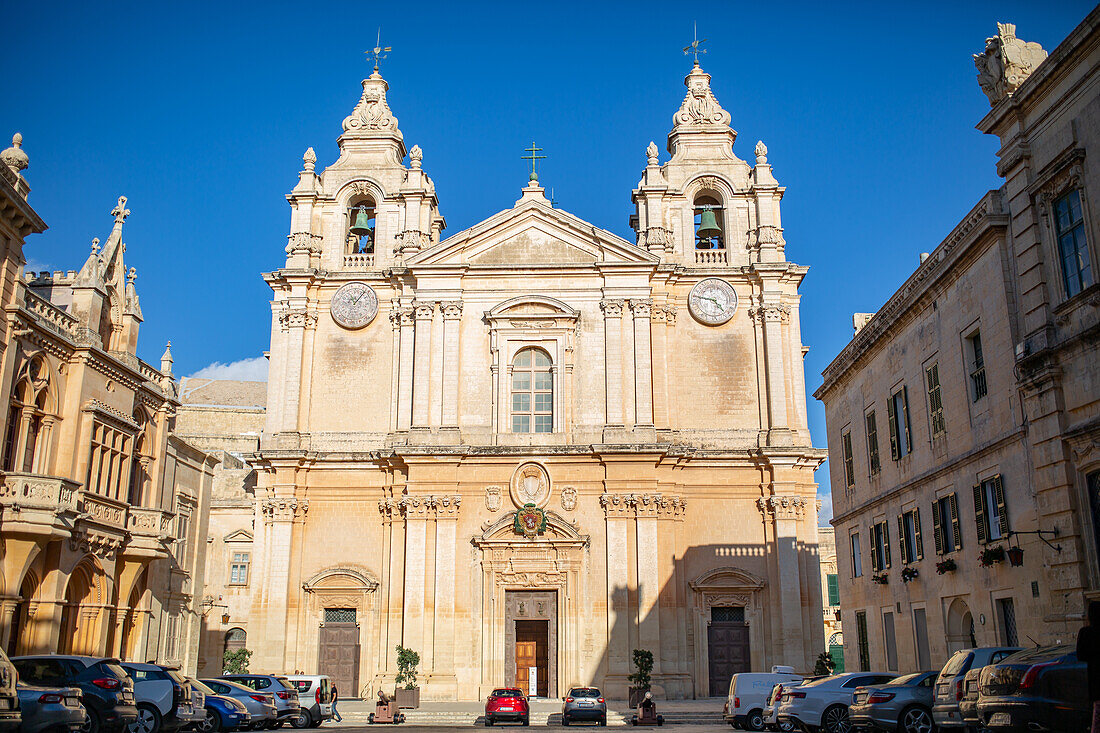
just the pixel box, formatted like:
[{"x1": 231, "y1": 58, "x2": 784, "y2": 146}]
[
  {"x1": 511, "y1": 347, "x2": 552, "y2": 434},
  {"x1": 694, "y1": 194, "x2": 725, "y2": 250},
  {"x1": 2, "y1": 357, "x2": 54, "y2": 474},
  {"x1": 346, "y1": 197, "x2": 376, "y2": 255}
]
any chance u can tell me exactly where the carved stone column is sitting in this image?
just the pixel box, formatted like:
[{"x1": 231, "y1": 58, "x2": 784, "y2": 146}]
[
  {"x1": 755, "y1": 303, "x2": 791, "y2": 445},
  {"x1": 651, "y1": 306, "x2": 676, "y2": 430},
  {"x1": 600, "y1": 494, "x2": 633, "y2": 682},
  {"x1": 278, "y1": 307, "x2": 318, "y2": 436},
  {"x1": 0, "y1": 597, "x2": 20, "y2": 652},
  {"x1": 411, "y1": 301, "x2": 435, "y2": 428},
  {"x1": 758, "y1": 495, "x2": 806, "y2": 667},
  {"x1": 600, "y1": 299, "x2": 625, "y2": 428},
  {"x1": 429, "y1": 496, "x2": 461, "y2": 695},
  {"x1": 630, "y1": 299, "x2": 654, "y2": 427},
  {"x1": 394, "y1": 308, "x2": 415, "y2": 431},
  {"x1": 440, "y1": 302, "x2": 463, "y2": 429}
]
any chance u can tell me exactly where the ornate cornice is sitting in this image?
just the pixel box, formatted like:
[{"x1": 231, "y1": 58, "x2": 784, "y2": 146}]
[
  {"x1": 279, "y1": 308, "x2": 318, "y2": 331},
  {"x1": 756, "y1": 495, "x2": 808, "y2": 519},
  {"x1": 599, "y1": 492, "x2": 686, "y2": 518}
]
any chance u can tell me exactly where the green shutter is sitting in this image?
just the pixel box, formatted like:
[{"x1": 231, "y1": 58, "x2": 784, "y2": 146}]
[
  {"x1": 883, "y1": 521, "x2": 892, "y2": 568},
  {"x1": 950, "y1": 493, "x2": 963, "y2": 551},
  {"x1": 973, "y1": 483, "x2": 987, "y2": 544},
  {"x1": 914, "y1": 508, "x2": 924, "y2": 560},
  {"x1": 827, "y1": 574, "x2": 840, "y2": 606},
  {"x1": 897, "y1": 514, "x2": 908, "y2": 564},
  {"x1": 887, "y1": 397, "x2": 900, "y2": 460},
  {"x1": 870, "y1": 527, "x2": 879, "y2": 573},
  {"x1": 932, "y1": 501, "x2": 944, "y2": 555},
  {"x1": 993, "y1": 475, "x2": 1009, "y2": 536},
  {"x1": 901, "y1": 386, "x2": 912, "y2": 455}
]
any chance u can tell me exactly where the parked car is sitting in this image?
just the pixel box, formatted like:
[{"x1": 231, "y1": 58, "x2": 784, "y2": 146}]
[
  {"x1": 932, "y1": 646, "x2": 1020, "y2": 729},
  {"x1": 484, "y1": 688, "x2": 529, "y2": 726},
  {"x1": 560, "y1": 687, "x2": 605, "y2": 726},
  {"x1": 119, "y1": 663, "x2": 200, "y2": 733},
  {"x1": 199, "y1": 680, "x2": 276, "y2": 731},
  {"x1": 15, "y1": 684, "x2": 83, "y2": 733},
  {"x1": 0, "y1": 649, "x2": 20, "y2": 733},
  {"x1": 776, "y1": 673, "x2": 894, "y2": 733},
  {"x1": 977, "y1": 644, "x2": 1088, "y2": 732},
  {"x1": 219, "y1": 677, "x2": 298, "y2": 728},
  {"x1": 761, "y1": 683, "x2": 797, "y2": 732},
  {"x1": 282, "y1": 676, "x2": 331, "y2": 729},
  {"x1": 957, "y1": 667, "x2": 983, "y2": 731},
  {"x1": 724, "y1": 668, "x2": 802, "y2": 731},
  {"x1": 13, "y1": 656, "x2": 137, "y2": 733},
  {"x1": 848, "y1": 671, "x2": 937, "y2": 733},
  {"x1": 187, "y1": 681, "x2": 249, "y2": 733}
]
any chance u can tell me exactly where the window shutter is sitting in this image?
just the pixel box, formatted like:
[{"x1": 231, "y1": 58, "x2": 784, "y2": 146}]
[
  {"x1": 973, "y1": 483, "x2": 987, "y2": 545},
  {"x1": 914, "y1": 508, "x2": 924, "y2": 560},
  {"x1": 887, "y1": 397, "x2": 899, "y2": 461},
  {"x1": 993, "y1": 474, "x2": 1008, "y2": 536},
  {"x1": 897, "y1": 514, "x2": 907, "y2": 564},
  {"x1": 869, "y1": 527, "x2": 878, "y2": 573},
  {"x1": 827, "y1": 574, "x2": 840, "y2": 606},
  {"x1": 932, "y1": 501, "x2": 944, "y2": 555},
  {"x1": 883, "y1": 521, "x2": 892, "y2": 568},
  {"x1": 901, "y1": 386, "x2": 912, "y2": 453},
  {"x1": 950, "y1": 493, "x2": 963, "y2": 550}
]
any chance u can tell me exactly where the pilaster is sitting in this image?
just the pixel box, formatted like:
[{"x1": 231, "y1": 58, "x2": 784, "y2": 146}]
[
  {"x1": 600, "y1": 299, "x2": 625, "y2": 430},
  {"x1": 440, "y1": 302, "x2": 463, "y2": 429},
  {"x1": 411, "y1": 301, "x2": 435, "y2": 428},
  {"x1": 629, "y1": 299, "x2": 654, "y2": 427}
]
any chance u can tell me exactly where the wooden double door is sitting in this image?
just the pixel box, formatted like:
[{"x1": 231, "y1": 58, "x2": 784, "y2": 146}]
[
  {"x1": 707, "y1": 622, "x2": 750, "y2": 697},
  {"x1": 515, "y1": 620, "x2": 549, "y2": 697},
  {"x1": 319, "y1": 623, "x2": 360, "y2": 698}
]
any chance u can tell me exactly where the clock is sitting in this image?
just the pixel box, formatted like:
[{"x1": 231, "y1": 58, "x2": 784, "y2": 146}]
[
  {"x1": 330, "y1": 282, "x2": 379, "y2": 329},
  {"x1": 688, "y1": 278, "x2": 738, "y2": 325}
]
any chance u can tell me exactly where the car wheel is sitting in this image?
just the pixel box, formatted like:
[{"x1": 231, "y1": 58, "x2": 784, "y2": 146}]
[
  {"x1": 201, "y1": 709, "x2": 223, "y2": 733},
  {"x1": 522, "y1": 716, "x2": 529, "y2": 726},
  {"x1": 290, "y1": 712, "x2": 311, "y2": 730},
  {"x1": 130, "y1": 705, "x2": 162, "y2": 733},
  {"x1": 599, "y1": 717, "x2": 607, "y2": 727},
  {"x1": 744, "y1": 710, "x2": 765, "y2": 731},
  {"x1": 80, "y1": 707, "x2": 101, "y2": 733},
  {"x1": 820, "y1": 705, "x2": 850, "y2": 733},
  {"x1": 562, "y1": 715, "x2": 569, "y2": 727},
  {"x1": 777, "y1": 720, "x2": 796, "y2": 733},
  {"x1": 897, "y1": 706, "x2": 933, "y2": 733}
]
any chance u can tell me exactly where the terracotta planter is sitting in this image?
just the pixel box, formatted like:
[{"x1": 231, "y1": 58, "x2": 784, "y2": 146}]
[{"x1": 394, "y1": 687, "x2": 420, "y2": 709}]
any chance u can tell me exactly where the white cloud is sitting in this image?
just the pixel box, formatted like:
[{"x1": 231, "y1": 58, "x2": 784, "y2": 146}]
[
  {"x1": 818, "y1": 490, "x2": 834, "y2": 524},
  {"x1": 189, "y1": 356, "x2": 268, "y2": 382},
  {"x1": 24, "y1": 258, "x2": 53, "y2": 274}
]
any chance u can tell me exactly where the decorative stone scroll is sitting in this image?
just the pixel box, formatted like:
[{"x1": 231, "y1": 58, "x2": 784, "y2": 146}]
[
  {"x1": 342, "y1": 74, "x2": 400, "y2": 133},
  {"x1": 69, "y1": 529, "x2": 124, "y2": 560},
  {"x1": 599, "y1": 492, "x2": 686, "y2": 518}
]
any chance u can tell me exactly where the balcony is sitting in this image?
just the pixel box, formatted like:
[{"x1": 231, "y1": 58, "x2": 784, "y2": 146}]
[
  {"x1": 0, "y1": 473, "x2": 81, "y2": 536},
  {"x1": 77, "y1": 490, "x2": 129, "y2": 529},
  {"x1": 694, "y1": 249, "x2": 728, "y2": 265},
  {"x1": 343, "y1": 253, "x2": 375, "y2": 269}
]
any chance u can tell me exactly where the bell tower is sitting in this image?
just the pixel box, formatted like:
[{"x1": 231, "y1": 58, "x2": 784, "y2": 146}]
[{"x1": 631, "y1": 62, "x2": 787, "y2": 269}]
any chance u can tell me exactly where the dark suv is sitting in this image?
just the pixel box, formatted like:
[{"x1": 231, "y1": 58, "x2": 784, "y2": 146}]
[
  {"x1": 13, "y1": 656, "x2": 137, "y2": 733},
  {"x1": 977, "y1": 644, "x2": 1088, "y2": 731}
]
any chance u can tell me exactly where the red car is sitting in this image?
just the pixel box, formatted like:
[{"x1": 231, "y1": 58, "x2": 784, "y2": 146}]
[{"x1": 485, "y1": 688, "x2": 529, "y2": 726}]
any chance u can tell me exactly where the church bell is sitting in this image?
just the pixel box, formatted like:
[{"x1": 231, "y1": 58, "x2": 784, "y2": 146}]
[
  {"x1": 349, "y1": 207, "x2": 373, "y2": 238},
  {"x1": 696, "y1": 207, "x2": 722, "y2": 241}
]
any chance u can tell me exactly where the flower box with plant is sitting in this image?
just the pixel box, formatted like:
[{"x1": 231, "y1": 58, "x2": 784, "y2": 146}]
[
  {"x1": 627, "y1": 649, "x2": 653, "y2": 707},
  {"x1": 935, "y1": 558, "x2": 957, "y2": 575},
  {"x1": 901, "y1": 567, "x2": 919, "y2": 583},
  {"x1": 394, "y1": 645, "x2": 421, "y2": 709},
  {"x1": 979, "y1": 545, "x2": 1006, "y2": 567},
  {"x1": 871, "y1": 573, "x2": 889, "y2": 585}
]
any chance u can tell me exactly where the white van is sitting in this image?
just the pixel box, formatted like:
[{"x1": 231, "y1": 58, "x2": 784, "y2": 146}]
[{"x1": 724, "y1": 667, "x2": 802, "y2": 730}]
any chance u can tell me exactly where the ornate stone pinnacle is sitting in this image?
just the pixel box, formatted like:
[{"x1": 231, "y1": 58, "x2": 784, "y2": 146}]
[
  {"x1": 409, "y1": 144, "x2": 423, "y2": 169},
  {"x1": 755, "y1": 141, "x2": 768, "y2": 164},
  {"x1": 112, "y1": 196, "x2": 130, "y2": 224},
  {"x1": 1, "y1": 133, "x2": 29, "y2": 175},
  {"x1": 90, "y1": 238, "x2": 100, "y2": 255},
  {"x1": 302, "y1": 147, "x2": 317, "y2": 172},
  {"x1": 646, "y1": 141, "x2": 659, "y2": 165},
  {"x1": 127, "y1": 267, "x2": 136, "y2": 285}
]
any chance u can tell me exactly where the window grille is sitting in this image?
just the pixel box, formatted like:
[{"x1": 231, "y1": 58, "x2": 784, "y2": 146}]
[
  {"x1": 968, "y1": 332, "x2": 987, "y2": 402},
  {"x1": 856, "y1": 612, "x2": 870, "y2": 671},
  {"x1": 997, "y1": 598, "x2": 1018, "y2": 646},
  {"x1": 324, "y1": 608, "x2": 356, "y2": 624},
  {"x1": 842, "y1": 431, "x2": 855, "y2": 490},
  {"x1": 710, "y1": 607, "x2": 745, "y2": 623}
]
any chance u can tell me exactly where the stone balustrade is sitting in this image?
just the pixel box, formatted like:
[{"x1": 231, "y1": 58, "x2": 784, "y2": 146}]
[
  {"x1": 0, "y1": 472, "x2": 80, "y2": 511},
  {"x1": 127, "y1": 506, "x2": 174, "y2": 536},
  {"x1": 23, "y1": 289, "x2": 79, "y2": 338},
  {"x1": 78, "y1": 490, "x2": 129, "y2": 529},
  {"x1": 694, "y1": 249, "x2": 728, "y2": 265},
  {"x1": 343, "y1": 253, "x2": 375, "y2": 268}
]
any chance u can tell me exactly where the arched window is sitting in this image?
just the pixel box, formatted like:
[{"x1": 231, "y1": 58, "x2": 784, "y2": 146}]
[
  {"x1": 346, "y1": 197, "x2": 376, "y2": 255},
  {"x1": 224, "y1": 627, "x2": 247, "y2": 668},
  {"x1": 511, "y1": 348, "x2": 552, "y2": 433},
  {"x1": 128, "y1": 409, "x2": 154, "y2": 506},
  {"x1": 693, "y1": 194, "x2": 725, "y2": 250},
  {"x1": 3, "y1": 357, "x2": 53, "y2": 473}
]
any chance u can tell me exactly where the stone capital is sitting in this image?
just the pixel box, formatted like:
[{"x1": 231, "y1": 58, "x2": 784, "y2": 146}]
[
  {"x1": 261, "y1": 497, "x2": 309, "y2": 522},
  {"x1": 628, "y1": 299, "x2": 653, "y2": 318},
  {"x1": 599, "y1": 492, "x2": 686, "y2": 518},
  {"x1": 599, "y1": 299, "x2": 625, "y2": 318},
  {"x1": 412, "y1": 301, "x2": 435, "y2": 320},
  {"x1": 279, "y1": 308, "x2": 318, "y2": 331},
  {"x1": 756, "y1": 495, "x2": 807, "y2": 520},
  {"x1": 440, "y1": 301, "x2": 464, "y2": 320}
]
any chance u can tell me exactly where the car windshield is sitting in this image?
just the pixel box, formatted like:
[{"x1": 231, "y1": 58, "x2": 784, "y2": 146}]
[
  {"x1": 940, "y1": 651, "x2": 973, "y2": 677},
  {"x1": 492, "y1": 689, "x2": 523, "y2": 697},
  {"x1": 292, "y1": 680, "x2": 313, "y2": 692},
  {"x1": 102, "y1": 663, "x2": 131, "y2": 682},
  {"x1": 166, "y1": 671, "x2": 188, "y2": 684},
  {"x1": 276, "y1": 678, "x2": 297, "y2": 691},
  {"x1": 999, "y1": 645, "x2": 1073, "y2": 664},
  {"x1": 888, "y1": 673, "x2": 922, "y2": 685},
  {"x1": 569, "y1": 688, "x2": 601, "y2": 698},
  {"x1": 192, "y1": 680, "x2": 217, "y2": 695}
]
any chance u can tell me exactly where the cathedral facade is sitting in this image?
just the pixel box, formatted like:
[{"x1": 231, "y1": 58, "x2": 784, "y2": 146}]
[{"x1": 245, "y1": 61, "x2": 824, "y2": 699}]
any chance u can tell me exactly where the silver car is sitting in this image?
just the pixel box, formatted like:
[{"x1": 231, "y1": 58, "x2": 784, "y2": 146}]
[
  {"x1": 198, "y1": 681, "x2": 276, "y2": 731},
  {"x1": 15, "y1": 684, "x2": 84, "y2": 733},
  {"x1": 932, "y1": 647, "x2": 1019, "y2": 729},
  {"x1": 561, "y1": 687, "x2": 606, "y2": 726},
  {"x1": 218, "y1": 678, "x2": 297, "y2": 729},
  {"x1": 849, "y1": 671, "x2": 937, "y2": 733}
]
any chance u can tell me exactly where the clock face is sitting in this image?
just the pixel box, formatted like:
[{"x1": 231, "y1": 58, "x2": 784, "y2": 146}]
[
  {"x1": 688, "y1": 278, "x2": 738, "y2": 325},
  {"x1": 330, "y1": 282, "x2": 379, "y2": 329}
]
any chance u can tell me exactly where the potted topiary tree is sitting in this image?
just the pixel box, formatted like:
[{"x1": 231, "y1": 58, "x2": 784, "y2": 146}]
[
  {"x1": 627, "y1": 648, "x2": 653, "y2": 707},
  {"x1": 394, "y1": 645, "x2": 421, "y2": 709}
]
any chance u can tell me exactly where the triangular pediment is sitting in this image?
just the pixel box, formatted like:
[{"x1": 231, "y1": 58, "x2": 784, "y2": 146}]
[
  {"x1": 223, "y1": 529, "x2": 254, "y2": 543},
  {"x1": 408, "y1": 197, "x2": 658, "y2": 267}
]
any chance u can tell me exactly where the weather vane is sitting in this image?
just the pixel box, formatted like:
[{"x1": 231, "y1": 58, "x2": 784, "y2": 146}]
[
  {"x1": 521, "y1": 141, "x2": 546, "y2": 183},
  {"x1": 365, "y1": 28, "x2": 392, "y2": 72},
  {"x1": 683, "y1": 22, "x2": 707, "y2": 65}
]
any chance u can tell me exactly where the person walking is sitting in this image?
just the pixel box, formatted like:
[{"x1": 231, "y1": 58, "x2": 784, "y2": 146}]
[
  {"x1": 331, "y1": 684, "x2": 342, "y2": 723},
  {"x1": 1077, "y1": 600, "x2": 1100, "y2": 732}
]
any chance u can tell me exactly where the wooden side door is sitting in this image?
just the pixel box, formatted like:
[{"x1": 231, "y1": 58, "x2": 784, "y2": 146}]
[
  {"x1": 515, "y1": 641, "x2": 537, "y2": 696},
  {"x1": 707, "y1": 623, "x2": 750, "y2": 697},
  {"x1": 319, "y1": 623, "x2": 360, "y2": 698}
]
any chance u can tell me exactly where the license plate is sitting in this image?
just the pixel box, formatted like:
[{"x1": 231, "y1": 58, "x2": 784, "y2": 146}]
[
  {"x1": 0, "y1": 699, "x2": 8, "y2": 710},
  {"x1": 499, "y1": 707, "x2": 513, "y2": 711},
  {"x1": 65, "y1": 697, "x2": 80, "y2": 708},
  {"x1": 580, "y1": 701, "x2": 593, "y2": 707},
  {"x1": 989, "y1": 713, "x2": 1011, "y2": 726}
]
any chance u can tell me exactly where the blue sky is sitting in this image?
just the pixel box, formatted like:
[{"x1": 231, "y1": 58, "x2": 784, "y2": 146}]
[{"x1": 4, "y1": 1, "x2": 1093, "y2": 520}]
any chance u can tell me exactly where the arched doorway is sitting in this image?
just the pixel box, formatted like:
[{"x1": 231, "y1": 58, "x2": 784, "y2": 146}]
[
  {"x1": 8, "y1": 571, "x2": 40, "y2": 655},
  {"x1": 946, "y1": 598, "x2": 976, "y2": 654},
  {"x1": 59, "y1": 560, "x2": 103, "y2": 655},
  {"x1": 223, "y1": 627, "x2": 247, "y2": 672},
  {"x1": 120, "y1": 571, "x2": 148, "y2": 661}
]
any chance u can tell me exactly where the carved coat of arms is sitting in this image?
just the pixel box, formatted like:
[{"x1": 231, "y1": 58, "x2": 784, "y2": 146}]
[
  {"x1": 510, "y1": 462, "x2": 550, "y2": 508},
  {"x1": 513, "y1": 503, "x2": 547, "y2": 538}
]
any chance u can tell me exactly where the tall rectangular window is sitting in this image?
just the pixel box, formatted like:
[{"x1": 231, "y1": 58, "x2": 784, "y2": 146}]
[
  {"x1": 229, "y1": 552, "x2": 250, "y2": 585},
  {"x1": 165, "y1": 612, "x2": 180, "y2": 660},
  {"x1": 842, "y1": 430, "x2": 855, "y2": 490},
  {"x1": 871, "y1": 520, "x2": 891, "y2": 572},
  {"x1": 850, "y1": 533, "x2": 863, "y2": 578},
  {"x1": 827, "y1": 574, "x2": 840, "y2": 606},
  {"x1": 897, "y1": 509, "x2": 923, "y2": 564},
  {"x1": 887, "y1": 388, "x2": 912, "y2": 460},
  {"x1": 997, "y1": 598, "x2": 1018, "y2": 646},
  {"x1": 883, "y1": 611, "x2": 898, "y2": 671},
  {"x1": 932, "y1": 493, "x2": 963, "y2": 554},
  {"x1": 174, "y1": 502, "x2": 192, "y2": 564},
  {"x1": 1054, "y1": 189, "x2": 1093, "y2": 297},
  {"x1": 926, "y1": 363, "x2": 945, "y2": 437},
  {"x1": 967, "y1": 331, "x2": 987, "y2": 402},
  {"x1": 974, "y1": 475, "x2": 1008, "y2": 543},
  {"x1": 865, "y1": 411, "x2": 881, "y2": 476},
  {"x1": 913, "y1": 609, "x2": 931, "y2": 670},
  {"x1": 856, "y1": 612, "x2": 870, "y2": 671}
]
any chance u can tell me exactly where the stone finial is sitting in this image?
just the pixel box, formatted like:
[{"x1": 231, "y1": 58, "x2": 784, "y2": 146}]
[
  {"x1": 160, "y1": 341, "x2": 174, "y2": 375},
  {"x1": 302, "y1": 147, "x2": 317, "y2": 172},
  {"x1": 90, "y1": 238, "x2": 100, "y2": 255},
  {"x1": 646, "y1": 141, "x2": 659, "y2": 165},
  {"x1": 974, "y1": 22, "x2": 1048, "y2": 106},
  {"x1": 127, "y1": 267, "x2": 137, "y2": 285},
  {"x1": 111, "y1": 196, "x2": 130, "y2": 224},
  {"x1": 755, "y1": 140, "x2": 768, "y2": 164},
  {"x1": 1, "y1": 133, "x2": 29, "y2": 175},
  {"x1": 409, "y1": 144, "x2": 423, "y2": 169},
  {"x1": 673, "y1": 64, "x2": 732, "y2": 128},
  {"x1": 853, "y1": 312, "x2": 875, "y2": 335},
  {"x1": 342, "y1": 75, "x2": 400, "y2": 135}
]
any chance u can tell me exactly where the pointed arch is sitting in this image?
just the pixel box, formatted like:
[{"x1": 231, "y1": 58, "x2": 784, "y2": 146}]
[{"x1": 3, "y1": 353, "x2": 59, "y2": 473}]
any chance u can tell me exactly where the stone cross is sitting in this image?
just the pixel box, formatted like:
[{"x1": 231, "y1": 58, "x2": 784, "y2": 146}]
[
  {"x1": 521, "y1": 142, "x2": 546, "y2": 183},
  {"x1": 112, "y1": 196, "x2": 130, "y2": 223}
]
